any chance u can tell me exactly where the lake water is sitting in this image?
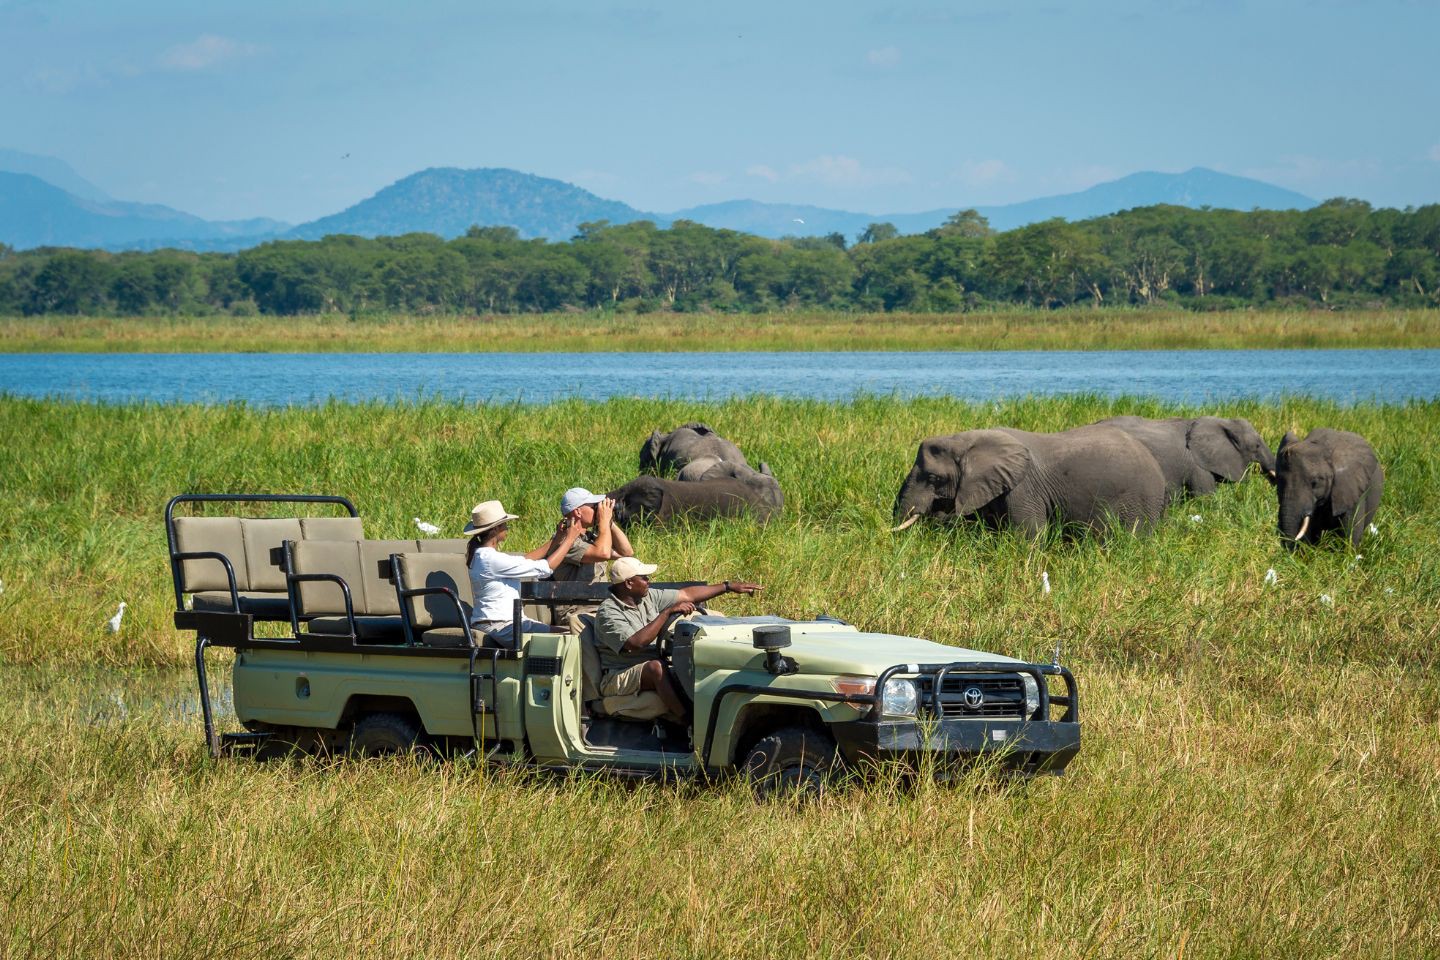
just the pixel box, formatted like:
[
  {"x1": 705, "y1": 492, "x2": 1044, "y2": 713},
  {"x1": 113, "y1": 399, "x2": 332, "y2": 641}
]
[{"x1": 1, "y1": 350, "x2": 1435, "y2": 405}]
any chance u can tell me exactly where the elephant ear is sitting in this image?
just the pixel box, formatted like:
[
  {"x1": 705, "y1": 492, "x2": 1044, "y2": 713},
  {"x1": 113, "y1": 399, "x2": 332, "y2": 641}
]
[
  {"x1": 955, "y1": 432, "x2": 1032, "y2": 516},
  {"x1": 678, "y1": 422, "x2": 715, "y2": 436},
  {"x1": 1188, "y1": 419, "x2": 1247, "y2": 482},
  {"x1": 1329, "y1": 446, "x2": 1378, "y2": 518},
  {"x1": 639, "y1": 430, "x2": 664, "y2": 472}
]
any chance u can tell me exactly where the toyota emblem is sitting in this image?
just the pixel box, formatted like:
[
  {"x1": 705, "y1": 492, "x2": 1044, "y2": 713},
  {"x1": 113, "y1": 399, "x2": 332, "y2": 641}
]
[{"x1": 962, "y1": 685, "x2": 984, "y2": 708}]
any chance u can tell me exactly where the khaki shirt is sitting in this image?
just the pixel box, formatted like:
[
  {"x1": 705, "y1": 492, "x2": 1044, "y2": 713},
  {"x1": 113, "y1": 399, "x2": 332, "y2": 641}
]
[
  {"x1": 593, "y1": 588, "x2": 680, "y2": 674},
  {"x1": 552, "y1": 530, "x2": 602, "y2": 587}
]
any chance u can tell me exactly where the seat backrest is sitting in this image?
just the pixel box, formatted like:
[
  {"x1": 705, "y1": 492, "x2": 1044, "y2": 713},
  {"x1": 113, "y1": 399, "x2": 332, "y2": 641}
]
[
  {"x1": 174, "y1": 515, "x2": 363, "y2": 594},
  {"x1": 577, "y1": 614, "x2": 602, "y2": 702},
  {"x1": 392, "y1": 552, "x2": 474, "y2": 629}
]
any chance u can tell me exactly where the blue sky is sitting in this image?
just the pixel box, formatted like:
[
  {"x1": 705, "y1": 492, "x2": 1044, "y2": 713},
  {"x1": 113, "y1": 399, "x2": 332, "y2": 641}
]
[{"x1": 2, "y1": 0, "x2": 1437, "y2": 223}]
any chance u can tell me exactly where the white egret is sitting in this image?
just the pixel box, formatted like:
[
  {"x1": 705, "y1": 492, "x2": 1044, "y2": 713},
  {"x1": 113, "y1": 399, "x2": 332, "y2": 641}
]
[
  {"x1": 1189, "y1": 514, "x2": 1202, "y2": 523},
  {"x1": 1041, "y1": 571, "x2": 1051, "y2": 595},
  {"x1": 1319, "y1": 594, "x2": 1333, "y2": 606},
  {"x1": 413, "y1": 518, "x2": 440, "y2": 536},
  {"x1": 106, "y1": 601, "x2": 127, "y2": 633},
  {"x1": 1263, "y1": 568, "x2": 1278, "y2": 586}
]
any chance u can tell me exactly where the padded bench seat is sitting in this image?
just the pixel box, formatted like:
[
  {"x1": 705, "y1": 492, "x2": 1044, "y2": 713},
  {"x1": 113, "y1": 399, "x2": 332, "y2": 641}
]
[
  {"x1": 190, "y1": 591, "x2": 295, "y2": 619},
  {"x1": 172, "y1": 514, "x2": 365, "y2": 621},
  {"x1": 307, "y1": 615, "x2": 408, "y2": 642},
  {"x1": 289, "y1": 538, "x2": 469, "y2": 644}
]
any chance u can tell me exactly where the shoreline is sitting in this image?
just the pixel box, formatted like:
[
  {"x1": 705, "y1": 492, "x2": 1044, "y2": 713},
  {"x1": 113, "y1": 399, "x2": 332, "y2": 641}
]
[{"x1": 3, "y1": 307, "x2": 1438, "y2": 353}]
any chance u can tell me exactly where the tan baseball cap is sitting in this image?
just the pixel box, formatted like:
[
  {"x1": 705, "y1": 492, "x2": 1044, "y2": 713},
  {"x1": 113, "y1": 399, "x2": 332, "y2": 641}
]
[{"x1": 609, "y1": 556, "x2": 658, "y2": 583}]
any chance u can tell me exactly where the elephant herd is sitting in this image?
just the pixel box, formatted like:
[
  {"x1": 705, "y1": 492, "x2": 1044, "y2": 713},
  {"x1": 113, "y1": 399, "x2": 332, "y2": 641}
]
[
  {"x1": 605, "y1": 418, "x2": 1384, "y2": 550},
  {"x1": 606, "y1": 423, "x2": 784, "y2": 525},
  {"x1": 894, "y1": 417, "x2": 1384, "y2": 548}
]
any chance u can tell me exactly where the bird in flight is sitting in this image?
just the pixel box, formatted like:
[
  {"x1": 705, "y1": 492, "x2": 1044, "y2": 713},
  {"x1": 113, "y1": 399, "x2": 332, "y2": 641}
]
[
  {"x1": 792, "y1": 218, "x2": 805, "y2": 224},
  {"x1": 341, "y1": 153, "x2": 351, "y2": 160}
]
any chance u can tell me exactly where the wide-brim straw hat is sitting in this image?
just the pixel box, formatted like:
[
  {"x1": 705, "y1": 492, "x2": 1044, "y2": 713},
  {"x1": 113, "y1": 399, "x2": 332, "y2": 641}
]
[{"x1": 462, "y1": 500, "x2": 519, "y2": 537}]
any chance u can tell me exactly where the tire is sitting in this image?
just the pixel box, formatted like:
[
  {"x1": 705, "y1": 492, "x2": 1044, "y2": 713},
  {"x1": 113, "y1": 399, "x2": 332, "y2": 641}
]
[
  {"x1": 348, "y1": 712, "x2": 425, "y2": 757},
  {"x1": 741, "y1": 725, "x2": 840, "y2": 801}
]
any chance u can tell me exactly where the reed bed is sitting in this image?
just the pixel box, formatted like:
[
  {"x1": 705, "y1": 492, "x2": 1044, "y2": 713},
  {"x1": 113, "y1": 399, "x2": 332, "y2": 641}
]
[
  {"x1": 3, "y1": 307, "x2": 1439, "y2": 353},
  {"x1": 1, "y1": 394, "x2": 1438, "y2": 958}
]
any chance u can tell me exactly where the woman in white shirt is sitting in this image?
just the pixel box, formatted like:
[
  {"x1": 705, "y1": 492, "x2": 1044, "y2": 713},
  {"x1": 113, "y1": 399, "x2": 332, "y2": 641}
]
[{"x1": 463, "y1": 499, "x2": 583, "y2": 647}]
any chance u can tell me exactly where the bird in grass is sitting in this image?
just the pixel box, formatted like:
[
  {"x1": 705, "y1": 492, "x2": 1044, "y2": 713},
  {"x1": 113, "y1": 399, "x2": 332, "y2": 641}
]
[
  {"x1": 1041, "y1": 571, "x2": 1051, "y2": 595},
  {"x1": 1319, "y1": 594, "x2": 1334, "y2": 606},
  {"x1": 0, "y1": 578, "x2": 5, "y2": 595},
  {"x1": 1189, "y1": 514, "x2": 1202, "y2": 523},
  {"x1": 413, "y1": 517, "x2": 440, "y2": 536},
  {"x1": 106, "y1": 602, "x2": 126, "y2": 633},
  {"x1": 1263, "y1": 568, "x2": 1278, "y2": 586},
  {"x1": 1368, "y1": 523, "x2": 1379, "y2": 535}
]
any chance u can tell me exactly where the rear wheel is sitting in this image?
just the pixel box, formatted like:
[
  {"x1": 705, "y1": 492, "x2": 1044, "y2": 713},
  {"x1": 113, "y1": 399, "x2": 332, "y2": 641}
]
[
  {"x1": 742, "y1": 725, "x2": 840, "y2": 801},
  {"x1": 348, "y1": 712, "x2": 425, "y2": 757}
]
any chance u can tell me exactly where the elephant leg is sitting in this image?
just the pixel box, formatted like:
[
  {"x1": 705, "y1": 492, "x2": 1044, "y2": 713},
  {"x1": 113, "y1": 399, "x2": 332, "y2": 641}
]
[{"x1": 1187, "y1": 469, "x2": 1218, "y2": 497}]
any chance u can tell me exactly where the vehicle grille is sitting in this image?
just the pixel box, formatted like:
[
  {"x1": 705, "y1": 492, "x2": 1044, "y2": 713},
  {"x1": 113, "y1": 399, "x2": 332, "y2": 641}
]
[{"x1": 930, "y1": 674, "x2": 1026, "y2": 719}]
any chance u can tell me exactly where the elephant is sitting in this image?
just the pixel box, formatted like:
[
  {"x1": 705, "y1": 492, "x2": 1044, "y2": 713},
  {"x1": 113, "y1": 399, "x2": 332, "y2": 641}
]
[
  {"x1": 608, "y1": 474, "x2": 782, "y2": 526},
  {"x1": 893, "y1": 425, "x2": 1168, "y2": 537},
  {"x1": 1275, "y1": 428, "x2": 1383, "y2": 549},
  {"x1": 639, "y1": 423, "x2": 749, "y2": 475},
  {"x1": 1099, "y1": 416, "x2": 1277, "y2": 502},
  {"x1": 677, "y1": 456, "x2": 774, "y2": 483}
]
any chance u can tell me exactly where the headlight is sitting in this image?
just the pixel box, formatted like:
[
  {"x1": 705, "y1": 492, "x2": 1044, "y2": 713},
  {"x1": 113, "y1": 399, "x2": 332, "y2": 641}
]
[
  {"x1": 881, "y1": 678, "x2": 918, "y2": 717},
  {"x1": 1020, "y1": 673, "x2": 1040, "y2": 718}
]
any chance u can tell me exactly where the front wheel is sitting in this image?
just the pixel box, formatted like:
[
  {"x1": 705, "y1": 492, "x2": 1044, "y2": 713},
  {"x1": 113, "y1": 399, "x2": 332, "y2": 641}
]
[
  {"x1": 742, "y1": 726, "x2": 840, "y2": 801},
  {"x1": 348, "y1": 712, "x2": 425, "y2": 757}
]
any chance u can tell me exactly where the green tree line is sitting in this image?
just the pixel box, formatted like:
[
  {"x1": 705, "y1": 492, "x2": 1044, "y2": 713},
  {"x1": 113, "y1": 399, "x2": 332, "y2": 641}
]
[{"x1": 2, "y1": 199, "x2": 1437, "y2": 316}]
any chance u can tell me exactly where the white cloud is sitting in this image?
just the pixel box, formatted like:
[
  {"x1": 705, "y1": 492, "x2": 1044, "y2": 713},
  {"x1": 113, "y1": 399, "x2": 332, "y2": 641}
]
[
  {"x1": 159, "y1": 34, "x2": 259, "y2": 72},
  {"x1": 686, "y1": 171, "x2": 729, "y2": 186},
  {"x1": 745, "y1": 164, "x2": 780, "y2": 182},
  {"x1": 952, "y1": 159, "x2": 1015, "y2": 186},
  {"x1": 788, "y1": 154, "x2": 911, "y2": 187},
  {"x1": 866, "y1": 46, "x2": 901, "y2": 67},
  {"x1": 1428, "y1": 144, "x2": 1440, "y2": 163}
]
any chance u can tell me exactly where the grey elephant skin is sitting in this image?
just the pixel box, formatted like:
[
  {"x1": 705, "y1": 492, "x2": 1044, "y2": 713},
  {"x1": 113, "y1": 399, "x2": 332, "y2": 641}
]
[
  {"x1": 894, "y1": 426, "x2": 1168, "y2": 537},
  {"x1": 608, "y1": 475, "x2": 782, "y2": 526},
  {"x1": 677, "y1": 456, "x2": 774, "y2": 482},
  {"x1": 1275, "y1": 428, "x2": 1383, "y2": 549},
  {"x1": 639, "y1": 423, "x2": 748, "y2": 474},
  {"x1": 1099, "y1": 416, "x2": 1277, "y2": 501}
]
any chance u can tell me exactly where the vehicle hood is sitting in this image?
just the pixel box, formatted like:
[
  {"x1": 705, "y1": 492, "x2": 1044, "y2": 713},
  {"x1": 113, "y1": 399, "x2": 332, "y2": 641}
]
[{"x1": 688, "y1": 618, "x2": 1027, "y2": 676}]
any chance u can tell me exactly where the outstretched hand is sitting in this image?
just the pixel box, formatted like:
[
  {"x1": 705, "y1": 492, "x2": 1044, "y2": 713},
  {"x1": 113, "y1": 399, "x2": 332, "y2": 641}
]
[{"x1": 726, "y1": 581, "x2": 762, "y2": 596}]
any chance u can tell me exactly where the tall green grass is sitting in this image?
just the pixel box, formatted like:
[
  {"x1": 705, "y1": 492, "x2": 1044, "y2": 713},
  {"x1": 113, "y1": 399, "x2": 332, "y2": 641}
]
[
  {"x1": 4, "y1": 307, "x2": 1439, "y2": 352},
  {"x1": 1, "y1": 395, "x2": 1437, "y2": 957}
]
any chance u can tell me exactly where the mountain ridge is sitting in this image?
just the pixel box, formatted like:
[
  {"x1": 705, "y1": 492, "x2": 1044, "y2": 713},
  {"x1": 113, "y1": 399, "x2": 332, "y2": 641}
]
[{"x1": 1, "y1": 157, "x2": 1319, "y2": 252}]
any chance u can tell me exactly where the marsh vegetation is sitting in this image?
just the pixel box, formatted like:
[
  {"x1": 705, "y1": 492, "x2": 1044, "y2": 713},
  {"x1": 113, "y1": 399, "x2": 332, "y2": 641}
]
[{"x1": 2, "y1": 395, "x2": 1437, "y2": 957}]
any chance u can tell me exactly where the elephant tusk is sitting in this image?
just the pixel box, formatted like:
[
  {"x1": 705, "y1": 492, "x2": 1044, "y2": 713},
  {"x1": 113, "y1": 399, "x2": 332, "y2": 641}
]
[
  {"x1": 891, "y1": 512, "x2": 921, "y2": 532},
  {"x1": 1294, "y1": 515, "x2": 1311, "y2": 542}
]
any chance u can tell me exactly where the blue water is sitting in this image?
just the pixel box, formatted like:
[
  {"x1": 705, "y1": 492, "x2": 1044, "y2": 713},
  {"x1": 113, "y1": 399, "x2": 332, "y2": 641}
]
[{"x1": 0, "y1": 350, "x2": 1435, "y2": 405}]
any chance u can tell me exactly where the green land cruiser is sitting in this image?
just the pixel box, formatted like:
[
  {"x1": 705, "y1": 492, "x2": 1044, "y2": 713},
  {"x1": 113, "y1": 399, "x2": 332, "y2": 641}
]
[{"x1": 169, "y1": 494, "x2": 1080, "y2": 793}]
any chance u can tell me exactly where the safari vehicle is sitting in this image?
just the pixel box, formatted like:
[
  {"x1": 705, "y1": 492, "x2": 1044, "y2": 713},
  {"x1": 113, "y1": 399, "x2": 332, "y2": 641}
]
[{"x1": 169, "y1": 494, "x2": 1081, "y2": 792}]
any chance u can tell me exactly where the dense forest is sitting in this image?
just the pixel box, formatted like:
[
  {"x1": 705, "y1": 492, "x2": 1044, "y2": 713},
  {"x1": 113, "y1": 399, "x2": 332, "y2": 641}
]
[{"x1": 2, "y1": 199, "x2": 1437, "y2": 316}]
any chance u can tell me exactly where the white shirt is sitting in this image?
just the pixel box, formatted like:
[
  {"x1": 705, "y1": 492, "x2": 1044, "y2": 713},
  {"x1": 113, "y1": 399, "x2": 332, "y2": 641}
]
[{"x1": 468, "y1": 547, "x2": 553, "y2": 624}]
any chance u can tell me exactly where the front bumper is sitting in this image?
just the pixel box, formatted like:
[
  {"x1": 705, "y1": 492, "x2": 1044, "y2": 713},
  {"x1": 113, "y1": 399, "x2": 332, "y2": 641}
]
[{"x1": 832, "y1": 717, "x2": 1081, "y2": 774}]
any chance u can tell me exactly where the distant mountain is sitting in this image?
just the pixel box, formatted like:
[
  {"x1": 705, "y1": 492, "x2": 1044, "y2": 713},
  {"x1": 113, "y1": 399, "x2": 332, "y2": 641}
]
[
  {"x1": 285, "y1": 167, "x2": 666, "y2": 242},
  {"x1": 0, "y1": 172, "x2": 289, "y2": 251},
  {"x1": 0, "y1": 148, "x2": 111, "y2": 204},
  {"x1": 0, "y1": 158, "x2": 1318, "y2": 252},
  {"x1": 673, "y1": 168, "x2": 1316, "y2": 239}
]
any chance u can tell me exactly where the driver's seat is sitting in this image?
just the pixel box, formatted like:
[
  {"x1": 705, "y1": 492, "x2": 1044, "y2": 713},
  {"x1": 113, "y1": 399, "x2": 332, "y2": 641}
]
[{"x1": 578, "y1": 615, "x2": 668, "y2": 721}]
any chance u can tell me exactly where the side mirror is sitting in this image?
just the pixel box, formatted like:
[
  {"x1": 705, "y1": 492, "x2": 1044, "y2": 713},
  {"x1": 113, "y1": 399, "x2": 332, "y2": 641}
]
[{"x1": 752, "y1": 625, "x2": 797, "y2": 676}]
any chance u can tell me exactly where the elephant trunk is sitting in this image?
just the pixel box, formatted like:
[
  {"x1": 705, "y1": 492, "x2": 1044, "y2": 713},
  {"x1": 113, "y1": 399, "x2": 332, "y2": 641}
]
[{"x1": 892, "y1": 472, "x2": 933, "y2": 531}]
